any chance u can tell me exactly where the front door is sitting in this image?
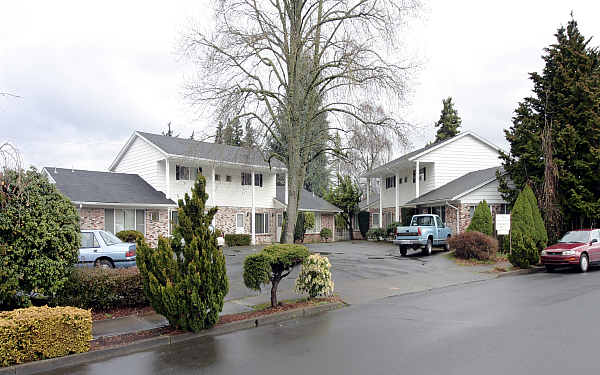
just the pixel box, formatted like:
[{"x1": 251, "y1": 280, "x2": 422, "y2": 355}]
[
  {"x1": 235, "y1": 213, "x2": 245, "y2": 234},
  {"x1": 276, "y1": 213, "x2": 283, "y2": 242}
]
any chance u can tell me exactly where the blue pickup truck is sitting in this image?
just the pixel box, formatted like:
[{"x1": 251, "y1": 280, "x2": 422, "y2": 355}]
[{"x1": 393, "y1": 214, "x2": 452, "y2": 256}]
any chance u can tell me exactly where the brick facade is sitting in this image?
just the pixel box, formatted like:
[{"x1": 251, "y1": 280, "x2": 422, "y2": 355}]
[
  {"x1": 213, "y1": 206, "x2": 285, "y2": 244},
  {"x1": 144, "y1": 209, "x2": 170, "y2": 247},
  {"x1": 301, "y1": 213, "x2": 336, "y2": 243},
  {"x1": 79, "y1": 208, "x2": 104, "y2": 230}
]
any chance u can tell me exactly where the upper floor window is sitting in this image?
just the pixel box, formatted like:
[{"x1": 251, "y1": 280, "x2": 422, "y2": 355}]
[
  {"x1": 215, "y1": 174, "x2": 221, "y2": 182},
  {"x1": 176, "y1": 165, "x2": 192, "y2": 180},
  {"x1": 254, "y1": 173, "x2": 263, "y2": 187},
  {"x1": 385, "y1": 176, "x2": 396, "y2": 189},
  {"x1": 419, "y1": 167, "x2": 426, "y2": 182},
  {"x1": 226, "y1": 175, "x2": 232, "y2": 182},
  {"x1": 241, "y1": 172, "x2": 252, "y2": 185}
]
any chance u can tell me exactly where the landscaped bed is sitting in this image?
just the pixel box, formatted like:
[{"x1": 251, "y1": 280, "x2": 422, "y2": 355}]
[{"x1": 90, "y1": 296, "x2": 343, "y2": 351}]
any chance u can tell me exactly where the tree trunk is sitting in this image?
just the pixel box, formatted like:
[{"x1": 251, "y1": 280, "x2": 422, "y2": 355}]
[
  {"x1": 283, "y1": 141, "x2": 306, "y2": 244},
  {"x1": 346, "y1": 214, "x2": 354, "y2": 240},
  {"x1": 270, "y1": 278, "x2": 280, "y2": 307}
]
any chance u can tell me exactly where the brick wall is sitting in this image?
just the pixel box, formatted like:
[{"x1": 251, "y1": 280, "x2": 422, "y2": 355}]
[
  {"x1": 213, "y1": 206, "x2": 284, "y2": 244},
  {"x1": 445, "y1": 202, "x2": 472, "y2": 235},
  {"x1": 145, "y1": 209, "x2": 169, "y2": 247},
  {"x1": 79, "y1": 208, "x2": 104, "y2": 230}
]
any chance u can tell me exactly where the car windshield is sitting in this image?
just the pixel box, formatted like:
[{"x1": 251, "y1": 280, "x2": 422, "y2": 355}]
[
  {"x1": 410, "y1": 216, "x2": 434, "y2": 226},
  {"x1": 558, "y1": 231, "x2": 590, "y2": 243},
  {"x1": 99, "y1": 231, "x2": 123, "y2": 246}
]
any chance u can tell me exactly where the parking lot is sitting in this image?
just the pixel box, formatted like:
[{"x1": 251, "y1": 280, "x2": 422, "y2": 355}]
[{"x1": 223, "y1": 240, "x2": 499, "y2": 306}]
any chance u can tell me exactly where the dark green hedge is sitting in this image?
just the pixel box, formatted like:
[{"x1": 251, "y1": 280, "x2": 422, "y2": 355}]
[
  {"x1": 116, "y1": 230, "x2": 144, "y2": 243},
  {"x1": 225, "y1": 234, "x2": 251, "y2": 246},
  {"x1": 52, "y1": 267, "x2": 147, "y2": 311}
]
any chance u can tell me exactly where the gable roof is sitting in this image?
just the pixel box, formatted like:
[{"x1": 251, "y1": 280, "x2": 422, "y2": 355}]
[
  {"x1": 405, "y1": 166, "x2": 504, "y2": 206},
  {"x1": 276, "y1": 186, "x2": 342, "y2": 213},
  {"x1": 364, "y1": 131, "x2": 502, "y2": 177},
  {"x1": 44, "y1": 167, "x2": 176, "y2": 206},
  {"x1": 110, "y1": 131, "x2": 286, "y2": 171}
]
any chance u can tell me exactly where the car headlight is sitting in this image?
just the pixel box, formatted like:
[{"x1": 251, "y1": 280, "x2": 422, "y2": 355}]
[
  {"x1": 562, "y1": 250, "x2": 577, "y2": 256},
  {"x1": 541, "y1": 250, "x2": 548, "y2": 256}
]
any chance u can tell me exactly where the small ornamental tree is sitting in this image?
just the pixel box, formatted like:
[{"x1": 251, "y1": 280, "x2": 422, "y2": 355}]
[
  {"x1": 0, "y1": 168, "x2": 80, "y2": 310},
  {"x1": 304, "y1": 212, "x2": 316, "y2": 232},
  {"x1": 295, "y1": 254, "x2": 334, "y2": 299},
  {"x1": 466, "y1": 200, "x2": 493, "y2": 236},
  {"x1": 136, "y1": 175, "x2": 228, "y2": 332},
  {"x1": 324, "y1": 175, "x2": 361, "y2": 240},
  {"x1": 319, "y1": 228, "x2": 332, "y2": 242},
  {"x1": 243, "y1": 244, "x2": 310, "y2": 307},
  {"x1": 507, "y1": 187, "x2": 539, "y2": 268},
  {"x1": 523, "y1": 185, "x2": 548, "y2": 249}
]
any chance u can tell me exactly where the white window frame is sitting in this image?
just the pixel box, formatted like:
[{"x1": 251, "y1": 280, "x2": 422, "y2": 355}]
[
  {"x1": 255, "y1": 212, "x2": 269, "y2": 234},
  {"x1": 235, "y1": 212, "x2": 245, "y2": 234},
  {"x1": 372, "y1": 213, "x2": 380, "y2": 228},
  {"x1": 105, "y1": 208, "x2": 146, "y2": 235}
]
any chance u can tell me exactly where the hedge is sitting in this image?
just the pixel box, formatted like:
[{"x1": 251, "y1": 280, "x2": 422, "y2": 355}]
[
  {"x1": 0, "y1": 306, "x2": 92, "y2": 366},
  {"x1": 225, "y1": 234, "x2": 251, "y2": 246},
  {"x1": 319, "y1": 227, "x2": 332, "y2": 242},
  {"x1": 53, "y1": 267, "x2": 147, "y2": 311},
  {"x1": 448, "y1": 231, "x2": 498, "y2": 261},
  {"x1": 367, "y1": 227, "x2": 386, "y2": 241},
  {"x1": 116, "y1": 230, "x2": 144, "y2": 243}
]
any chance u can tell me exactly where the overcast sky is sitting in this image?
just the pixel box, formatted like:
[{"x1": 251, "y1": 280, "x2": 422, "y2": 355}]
[{"x1": 2, "y1": 1, "x2": 600, "y2": 170}]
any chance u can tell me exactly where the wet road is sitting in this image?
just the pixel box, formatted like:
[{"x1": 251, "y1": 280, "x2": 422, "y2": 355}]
[{"x1": 47, "y1": 269, "x2": 600, "y2": 374}]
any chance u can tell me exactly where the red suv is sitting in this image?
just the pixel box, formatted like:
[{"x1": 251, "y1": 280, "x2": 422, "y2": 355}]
[{"x1": 541, "y1": 229, "x2": 600, "y2": 272}]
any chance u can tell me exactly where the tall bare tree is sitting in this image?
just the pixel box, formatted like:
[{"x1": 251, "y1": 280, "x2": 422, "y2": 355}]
[{"x1": 182, "y1": 0, "x2": 420, "y2": 243}]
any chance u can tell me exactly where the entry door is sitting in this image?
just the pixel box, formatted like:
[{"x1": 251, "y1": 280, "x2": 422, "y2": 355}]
[
  {"x1": 276, "y1": 213, "x2": 283, "y2": 242},
  {"x1": 235, "y1": 213, "x2": 245, "y2": 234}
]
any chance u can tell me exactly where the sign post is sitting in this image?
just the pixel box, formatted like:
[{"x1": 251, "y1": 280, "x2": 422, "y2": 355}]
[{"x1": 496, "y1": 214, "x2": 511, "y2": 254}]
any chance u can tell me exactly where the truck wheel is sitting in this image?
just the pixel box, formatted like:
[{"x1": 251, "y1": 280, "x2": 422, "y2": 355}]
[
  {"x1": 399, "y1": 246, "x2": 407, "y2": 257},
  {"x1": 421, "y1": 238, "x2": 433, "y2": 256}
]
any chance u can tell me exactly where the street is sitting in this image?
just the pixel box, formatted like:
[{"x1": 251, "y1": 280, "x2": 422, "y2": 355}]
[{"x1": 46, "y1": 268, "x2": 600, "y2": 374}]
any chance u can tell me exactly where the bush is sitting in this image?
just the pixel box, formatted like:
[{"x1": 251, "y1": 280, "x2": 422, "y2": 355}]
[
  {"x1": 137, "y1": 175, "x2": 228, "y2": 332},
  {"x1": 366, "y1": 227, "x2": 386, "y2": 241},
  {"x1": 0, "y1": 168, "x2": 80, "y2": 310},
  {"x1": 116, "y1": 230, "x2": 144, "y2": 243},
  {"x1": 358, "y1": 211, "x2": 370, "y2": 238},
  {"x1": 507, "y1": 186, "x2": 540, "y2": 268},
  {"x1": 243, "y1": 244, "x2": 310, "y2": 307},
  {"x1": 304, "y1": 212, "x2": 315, "y2": 231},
  {"x1": 53, "y1": 267, "x2": 147, "y2": 311},
  {"x1": 0, "y1": 306, "x2": 92, "y2": 366},
  {"x1": 225, "y1": 234, "x2": 251, "y2": 246},
  {"x1": 386, "y1": 221, "x2": 401, "y2": 236},
  {"x1": 448, "y1": 231, "x2": 499, "y2": 261},
  {"x1": 320, "y1": 227, "x2": 332, "y2": 242},
  {"x1": 466, "y1": 200, "x2": 493, "y2": 236},
  {"x1": 295, "y1": 254, "x2": 334, "y2": 299}
]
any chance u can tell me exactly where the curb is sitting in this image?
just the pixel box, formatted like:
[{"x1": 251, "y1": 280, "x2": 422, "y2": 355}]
[
  {"x1": 496, "y1": 265, "x2": 545, "y2": 278},
  {"x1": 0, "y1": 301, "x2": 344, "y2": 375}
]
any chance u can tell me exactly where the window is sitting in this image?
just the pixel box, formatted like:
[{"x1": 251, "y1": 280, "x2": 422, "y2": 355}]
[
  {"x1": 170, "y1": 211, "x2": 179, "y2": 234},
  {"x1": 410, "y1": 216, "x2": 434, "y2": 226},
  {"x1": 115, "y1": 209, "x2": 135, "y2": 233},
  {"x1": 277, "y1": 213, "x2": 283, "y2": 227},
  {"x1": 372, "y1": 213, "x2": 380, "y2": 228},
  {"x1": 104, "y1": 208, "x2": 115, "y2": 234},
  {"x1": 197, "y1": 167, "x2": 203, "y2": 176},
  {"x1": 412, "y1": 170, "x2": 416, "y2": 183},
  {"x1": 419, "y1": 167, "x2": 426, "y2": 181},
  {"x1": 215, "y1": 174, "x2": 221, "y2": 182},
  {"x1": 399, "y1": 177, "x2": 403, "y2": 185},
  {"x1": 255, "y1": 213, "x2": 269, "y2": 234},
  {"x1": 99, "y1": 231, "x2": 122, "y2": 246},
  {"x1": 236, "y1": 213, "x2": 244, "y2": 228},
  {"x1": 592, "y1": 230, "x2": 600, "y2": 243},
  {"x1": 176, "y1": 165, "x2": 192, "y2": 180},
  {"x1": 150, "y1": 211, "x2": 159, "y2": 222},
  {"x1": 226, "y1": 175, "x2": 232, "y2": 182},
  {"x1": 435, "y1": 216, "x2": 443, "y2": 228},
  {"x1": 384, "y1": 212, "x2": 393, "y2": 227},
  {"x1": 135, "y1": 209, "x2": 145, "y2": 235},
  {"x1": 469, "y1": 205, "x2": 476, "y2": 218},
  {"x1": 404, "y1": 176, "x2": 407, "y2": 183},
  {"x1": 432, "y1": 206, "x2": 446, "y2": 223},
  {"x1": 499, "y1": 203, "x2": 511, "y2": 214},
  {"x1": 81, "y1": 232, "x2": 99, "y2": 248},
  {"x1": 254, "y1": 173, "x2": 263, "y2": 187},
  {"x1": 385, "y1": 176, "x2": 396, "y2": 189},
  {"x1": 241, "y1": 172, "x2": 252, "y2": 185}
]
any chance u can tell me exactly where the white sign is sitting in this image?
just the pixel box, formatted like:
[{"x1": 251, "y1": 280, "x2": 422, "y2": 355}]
[{"x1": 496, "y1": 214, "x2": 511, "y2": 235}]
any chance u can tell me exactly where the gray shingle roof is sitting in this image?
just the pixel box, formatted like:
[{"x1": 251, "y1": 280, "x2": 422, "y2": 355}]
[
  {"x1": 137, "y1": 132, "x2": 286, "y2": 169},
  {"x1": 276, "y1": 186, "x2": 341, "y2": 212},
  {"x1": 45, "y1": 168, "x2": 176, "y2": 206},
  {"x1": 406, "y1": 166, "x2": 504, "y2": 205}
]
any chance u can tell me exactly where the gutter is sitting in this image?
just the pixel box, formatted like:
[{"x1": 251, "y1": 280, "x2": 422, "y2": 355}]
[{"x1": 72, "y1": 201, "x2": 177, "y2": 209}]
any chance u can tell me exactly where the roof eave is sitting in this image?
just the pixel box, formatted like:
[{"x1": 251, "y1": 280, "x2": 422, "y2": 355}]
[{"x1": 72, "y1": 201, "x2": 177, "y2": 208}]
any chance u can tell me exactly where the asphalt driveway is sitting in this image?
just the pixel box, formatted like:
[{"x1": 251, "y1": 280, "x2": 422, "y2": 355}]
[{"x1": 223, "y1": 240, "x2": 498, "y2": 306}]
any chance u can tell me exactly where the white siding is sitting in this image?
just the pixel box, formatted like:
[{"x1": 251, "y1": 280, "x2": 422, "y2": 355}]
[
  {"x1": 417, "y1": 134, "x2": 501, "y2": 188},
  {"x1": 167, "y1": 161, "x2": 277, "y2": 208},
  {"x1": 112, "y1": 137, "x2": 165, "y2": 192},
  {"x1": 379, "y1": 162, "x2": 435, "y2": 208},
  {"x1": 459, "y1": 179, "x2": 507, "y2": 204}
]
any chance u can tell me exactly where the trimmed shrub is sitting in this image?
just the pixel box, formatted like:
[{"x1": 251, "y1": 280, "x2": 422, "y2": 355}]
[
  {"x1": 320, "y1": 227, "x2": 332, "y2": 242},
  {"x1": 53, "y1": 267, "x2": 147, "y2": 311},
  {"x1": 0, "y1": 306, "x2": 92, "y2": 366},
  {"x1": 243, "y1": 244, "x2": 310, "y2": 307},
  {"x1": 295, "y1": 254, "x2": 334, "y2": 299},
  {"x1": 366, "y1": 227, "x2": 386, "y2": 241},
  {"x1": 466, "y1": 200, "x2": 493, "y2": 236},
  {"x1": 0, "y1": 168, "x2": 80, "y2": 310},
  {"x1": 507, "y1": 186, "x2": 540, "y2": 268},
  {"x1": 358, "y1": 211, "x2": 370, "y2": 238},
  {"x1": 386, "y1": 221, "x2": 401, "y2": 236},
  {"x1": 448, "y1": 231, "x2": 499, "y2": 261},
  {"x1": 294, "y1": 212, "x2": 306, "y2": 243},
  {"x1": 225, "y1": 234, "x2": 251, "y2": 246},
  {"x1": 137, "y1": 175, "x2": 228, "y2": 332},
  {"x1": 116, "y1": 230, "x2": 144, "y2": 243},
  {"x1": 304, "y1": 212, "x2": 315, "y2": 231},
  {"x1": 523, "y1": 185, "x2": 548, "y2": 249}
]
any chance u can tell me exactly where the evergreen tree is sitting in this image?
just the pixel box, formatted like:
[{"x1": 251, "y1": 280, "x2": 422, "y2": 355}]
[
  {"x1": 215, "y1": 121, "x2": 224, "y2": 144},
  {"x1": 222, "y1": 122, "x2": 234, "y2": 145},
  {"x1": 434, "y1": 97, "x2": 461, "y2": 143},
  {"x1": 507, "y1": 187, "x2": 539, "y2": 268},
  {"x1": 524, "y1": 185, "x2": 548, "y2": 249},
  {"x1": 136, "y1": 175, "x2": 229, "y2": 332},
  {"x1": 243, "y1": 120, "x2": 256, "y2": 148},
  {"x1": 162, "y1": 122, "x2": 178, "y2": 137},
  {"x1": 324, "y1": 175, "x2": 362, "y2": 240},
  {"x1": 231, "y1": 118, "x2": 243, "y2": 146},
  {"x1": 500, "y1": 17, "x2": 600, "y2": 237},
  {"x1": 466, "y1": 200, "x2": 493, "y2": 236}
]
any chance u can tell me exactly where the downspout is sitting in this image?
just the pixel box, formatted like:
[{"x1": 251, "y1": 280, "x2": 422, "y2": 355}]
[{"x1": 445, "y1": 201, "x2": 460, "y2": 235}]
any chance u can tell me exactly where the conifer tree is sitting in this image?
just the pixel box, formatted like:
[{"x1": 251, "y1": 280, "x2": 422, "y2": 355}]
[
  {"x1": 507, "y1": 187, "x2": 539, "y2": 268},
  {"x1": 136, "y1": 175, "x2": 228, "y2": 332},
  {"x1": 215, "y1": 121, "x2": 224, "y2": 144},
  {"x1": 222, "y1": 121, "x2": 234, "y2": 145},
  {"x1": 231, "y1": 118, "x2": 243, "y2": 146},
  {"x1": 434, "y1": 97, "x2": 461, "y2": 143},
  {"x1": 242, "y1": 120, "x2": 256, "y2": 148},
  {"x1": 524, "y1": 185, "x2": 548, "y2": 249},
  {"x1": 466, "y1": 200, "x2": 493, "y2": 236}
]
